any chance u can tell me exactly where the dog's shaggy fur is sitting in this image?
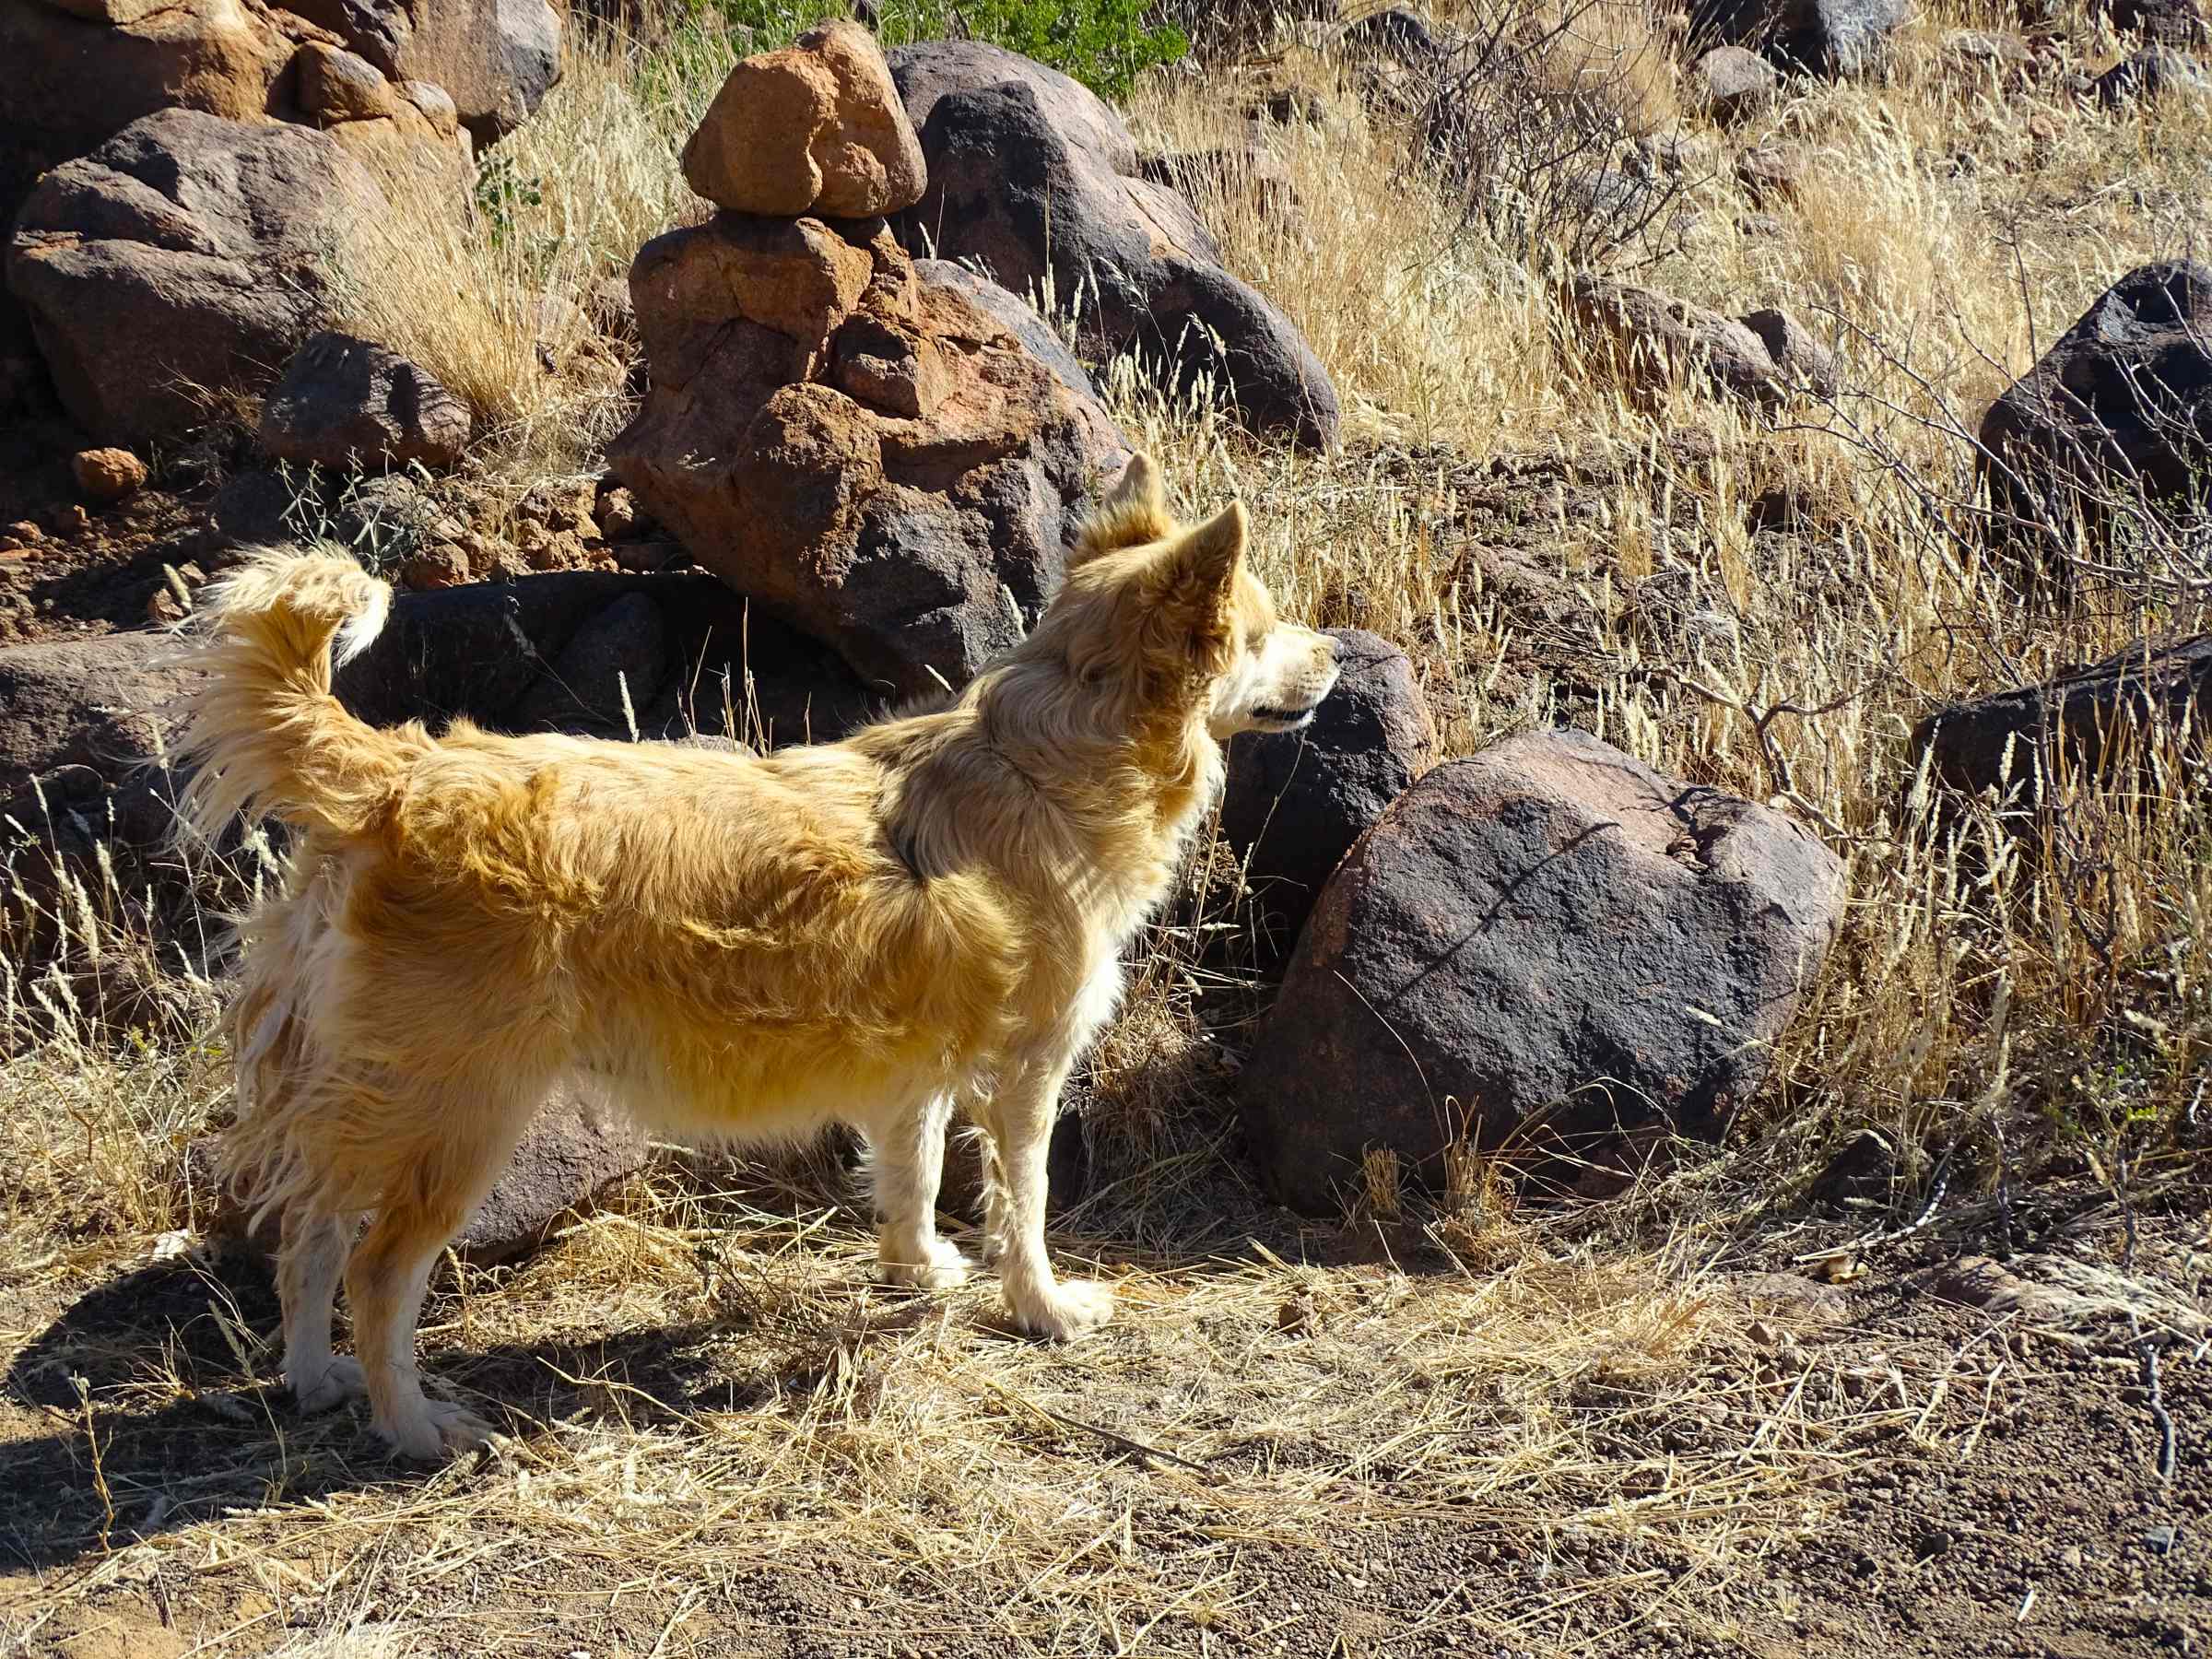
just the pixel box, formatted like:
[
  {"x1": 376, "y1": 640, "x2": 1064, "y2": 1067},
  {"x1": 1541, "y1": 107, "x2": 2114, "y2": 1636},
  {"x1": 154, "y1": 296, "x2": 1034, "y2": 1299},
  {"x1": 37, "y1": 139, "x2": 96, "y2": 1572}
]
[{"x1": 174, "y1": 456, "x2": 1339, "y2": 1460}]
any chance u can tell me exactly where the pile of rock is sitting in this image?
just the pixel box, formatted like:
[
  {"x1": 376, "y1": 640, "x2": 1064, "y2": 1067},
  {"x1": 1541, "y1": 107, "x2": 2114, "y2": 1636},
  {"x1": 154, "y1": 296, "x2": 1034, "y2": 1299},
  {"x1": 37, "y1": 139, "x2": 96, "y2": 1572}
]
[
  {"x1": 9, "y1": 112, "x2": 391, "y2": 446},
  {"x1": 1566, "y1": 276, "x2": 1841, "y2": 409},
  {"x1": 607, "y1": 22, "x2": 1132, "y2": 700}
]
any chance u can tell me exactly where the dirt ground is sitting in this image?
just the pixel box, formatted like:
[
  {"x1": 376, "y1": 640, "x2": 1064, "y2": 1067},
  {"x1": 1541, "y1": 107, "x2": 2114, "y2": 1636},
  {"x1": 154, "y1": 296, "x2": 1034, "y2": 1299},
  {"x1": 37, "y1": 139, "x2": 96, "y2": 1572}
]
[{"x1": 2, "y1": 1154, "x2": 2205, "y2": 1659}]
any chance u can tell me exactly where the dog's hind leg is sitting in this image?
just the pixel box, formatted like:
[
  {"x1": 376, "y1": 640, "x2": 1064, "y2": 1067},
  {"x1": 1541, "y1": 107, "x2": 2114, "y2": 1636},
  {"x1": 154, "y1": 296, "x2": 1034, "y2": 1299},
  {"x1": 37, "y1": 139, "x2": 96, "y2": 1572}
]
[
  {"x1": 277, "y1": 1204, "x2": 364, "y2": 1413},
  {"x1": 865, "y1": 1091, "x2": 970, "y2": 1290},
  {"x1": 346, "y1": 1089, "x2": 539, "y2": 1462},
  {"x1": 984, "y1": 1059, "x2": 1112, "y2": 1340}
]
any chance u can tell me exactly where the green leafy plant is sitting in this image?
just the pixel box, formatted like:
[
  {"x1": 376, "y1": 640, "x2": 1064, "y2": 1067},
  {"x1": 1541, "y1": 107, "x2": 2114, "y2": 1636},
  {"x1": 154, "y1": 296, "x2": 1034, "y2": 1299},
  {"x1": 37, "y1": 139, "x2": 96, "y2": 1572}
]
[
  {"x1": 473, "y1": 153, "x2": 547, "y2": 253},
  {"x1": 668, "y1": 0, "x2": 1187, "y2": 100}
]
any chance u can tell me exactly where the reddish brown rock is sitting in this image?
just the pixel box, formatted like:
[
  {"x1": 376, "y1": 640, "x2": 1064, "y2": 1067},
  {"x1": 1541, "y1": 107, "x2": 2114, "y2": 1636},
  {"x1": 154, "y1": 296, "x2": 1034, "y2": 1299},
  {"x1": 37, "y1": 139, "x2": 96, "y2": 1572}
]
[
  {"x1": 607, "y1": 216, "x2": 1130, "y2": 699},
  {"x1": 683, "y1": 21, "x2": 925, "y2": 218},
  {"x1": 284, "y1": 0, "x2": 562, "y2": 142},
  {"x1": 71, "y1": 446, "x2": 147, "y2": 503},
  {"x1": 294, "y1": 41, "x2": 474, "y2": 180}
]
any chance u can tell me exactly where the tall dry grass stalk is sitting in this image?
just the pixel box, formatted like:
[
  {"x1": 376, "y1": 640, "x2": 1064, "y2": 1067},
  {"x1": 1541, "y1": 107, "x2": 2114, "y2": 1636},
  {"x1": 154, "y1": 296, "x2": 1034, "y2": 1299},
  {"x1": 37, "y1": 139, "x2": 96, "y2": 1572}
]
[
  {"x1": 1119, "y1": 3, "x2": 2211, "y2": 1192},
  {"x1": 322, "y1": 18, "x2": 744, "y2": 494}
]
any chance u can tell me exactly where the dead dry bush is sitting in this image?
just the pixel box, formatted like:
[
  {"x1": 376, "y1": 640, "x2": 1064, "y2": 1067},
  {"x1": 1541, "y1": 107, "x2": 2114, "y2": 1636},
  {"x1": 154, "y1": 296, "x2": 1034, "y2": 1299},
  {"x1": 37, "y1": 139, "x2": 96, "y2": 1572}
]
[{"x1": 1413, "y1": 0, "x2": 1694, "y2": 269}]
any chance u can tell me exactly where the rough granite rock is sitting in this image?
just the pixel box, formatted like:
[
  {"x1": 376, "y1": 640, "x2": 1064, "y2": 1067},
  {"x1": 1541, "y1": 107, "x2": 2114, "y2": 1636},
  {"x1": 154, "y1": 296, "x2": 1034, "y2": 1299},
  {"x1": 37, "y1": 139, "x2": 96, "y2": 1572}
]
[
  {"x1": 607, "y1": 215, "x2": 1131, "y2": 699},
  {"x1": 1566, "y1": 277, "x2": 1836, "y2": 407},
  {"x1": 1220, "y1": 629, "x2": 1435, "y2": 959},
  {"x1": 887, "y1": 41, "x2": 1340, "y2": 449},
  {"x1": 260, "y1": 331, "x2": 474, "y2": 470},
  {"x1": 7, "y1": 111, "x2": 387, "y2": 445},
  {"x1": 1239, "y1": 729, "x2": 1847, "y2": 1214},
  {"x1": 682, "y1": 20, "x2": 924, "y2": 218},
  {"x1": 1978, "y1": 260, "x2": 2212, "y2": 577}
]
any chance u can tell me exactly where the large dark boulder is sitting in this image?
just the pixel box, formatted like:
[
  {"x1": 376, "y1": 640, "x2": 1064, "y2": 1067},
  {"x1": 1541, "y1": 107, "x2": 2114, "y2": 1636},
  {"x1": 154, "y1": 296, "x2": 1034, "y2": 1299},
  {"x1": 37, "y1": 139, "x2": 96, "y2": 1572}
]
[
  {"x1": 1978, "y1": 262, "x2": 2212, "y2": 580},
  {"x1": 1239, "y1": 729, "x2": 1846, "y2": 1214},
  {"x1": 1689, "y1": 0, "x2": 1910, "y2": 73},
  {"x1": 887, "y1": 41, "x2": 1339, "y2": 449},
  {"x1": 1220, "y1": 629, "x2": 1434, "y2": 959},
  {"x1": 1911, "y1": 633, "x2": 2212, "y2": 802},
  {"x1": 6, "y1": 110, "x2": 387, "y2": 445}
]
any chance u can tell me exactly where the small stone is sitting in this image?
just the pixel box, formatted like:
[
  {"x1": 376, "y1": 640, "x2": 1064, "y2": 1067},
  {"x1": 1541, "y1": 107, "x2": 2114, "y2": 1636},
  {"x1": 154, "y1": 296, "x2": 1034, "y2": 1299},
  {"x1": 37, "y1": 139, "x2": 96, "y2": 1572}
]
[
  {"x1": 399, "y1": 544, "x2": 473, "y2": 589},
  {"x1": 2058, "y1": 1546, "x2": 2085, "y2": 1569},
  {"x1": 2146, "y1": 1524, "x2": 2183, "y2": 1554},
  {"x1": 71, "y1": 446, "x2": 147, "y2": 503},
  {"x1": 1736, "y1": 144, "x2": 1807, "y2": 203},
  {"x1": 595, "y1": 485, "x2": 642, "y2": 541},
  {"x1": 50, "y1": 503, "x2": 92, "y2": 539},
  {"x1": 1694, "y1": 45, "x2": 1778, "y2": 122},
  {"x1": 147, "y1": 587, "x2": 187, "y2": 625}
]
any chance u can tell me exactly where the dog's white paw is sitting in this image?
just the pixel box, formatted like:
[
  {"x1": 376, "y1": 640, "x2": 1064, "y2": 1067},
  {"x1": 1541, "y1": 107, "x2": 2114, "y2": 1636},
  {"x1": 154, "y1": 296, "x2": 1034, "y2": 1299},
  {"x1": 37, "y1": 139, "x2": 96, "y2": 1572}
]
[
  {"x1": 1008, "y1": 1278, "x2": 1115, "y2": 1341},
  {"x1": 881, "y1": 1237, "x2": 972, "y2": 1291},
  {"x1": 292, "y1": 1357, "x2": 366, "y2": 1415},
  {"x1": 380, "y1": 1399, "x2": 497, "y2": 1464}
]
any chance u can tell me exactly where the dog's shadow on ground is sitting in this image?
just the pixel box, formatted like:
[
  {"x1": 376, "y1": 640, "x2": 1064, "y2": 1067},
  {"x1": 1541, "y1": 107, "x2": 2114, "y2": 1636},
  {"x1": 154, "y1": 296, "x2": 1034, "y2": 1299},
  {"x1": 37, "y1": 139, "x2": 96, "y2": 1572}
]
[{"x1": 0, "y1": 1247, "x2": 940, "y2": 1575}]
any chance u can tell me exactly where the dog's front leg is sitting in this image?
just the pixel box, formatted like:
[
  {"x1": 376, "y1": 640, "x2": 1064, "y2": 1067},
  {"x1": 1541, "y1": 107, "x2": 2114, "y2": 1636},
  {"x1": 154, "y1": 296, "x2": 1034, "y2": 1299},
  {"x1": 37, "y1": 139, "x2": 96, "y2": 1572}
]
[
  {"x1": 868, "y1": 1091, "x2": 971, "y2": 1289},
  {"x1": 986, "y1": 1057, "x2": 1113, "y2": 1340}
]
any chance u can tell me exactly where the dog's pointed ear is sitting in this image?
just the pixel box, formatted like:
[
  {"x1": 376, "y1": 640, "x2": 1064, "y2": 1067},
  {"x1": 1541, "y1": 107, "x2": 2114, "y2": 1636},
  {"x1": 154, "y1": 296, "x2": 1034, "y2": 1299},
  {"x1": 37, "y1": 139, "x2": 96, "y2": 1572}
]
[
  {"x1": 1157, "y1": 501, "x2": 1246, "y2": 610},
  {"x1": 1072, "y1": 453, "x2": 1172, "y2": 564}
]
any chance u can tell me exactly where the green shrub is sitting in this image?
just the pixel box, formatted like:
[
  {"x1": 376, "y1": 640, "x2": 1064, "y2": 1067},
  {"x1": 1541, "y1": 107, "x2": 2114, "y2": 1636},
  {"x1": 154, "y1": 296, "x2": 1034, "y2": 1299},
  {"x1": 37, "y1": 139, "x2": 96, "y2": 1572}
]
[{"x1": 664, "y1": 0, "x2": 1188, "y2": 100}]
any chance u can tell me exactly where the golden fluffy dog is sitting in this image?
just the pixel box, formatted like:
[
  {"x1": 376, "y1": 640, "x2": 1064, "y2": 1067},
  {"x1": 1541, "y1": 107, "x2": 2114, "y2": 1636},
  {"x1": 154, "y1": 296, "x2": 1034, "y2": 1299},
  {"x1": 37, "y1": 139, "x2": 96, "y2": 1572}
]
[{"x1": 175, "y1": 455, "x2": 1338, "y2": 1461}]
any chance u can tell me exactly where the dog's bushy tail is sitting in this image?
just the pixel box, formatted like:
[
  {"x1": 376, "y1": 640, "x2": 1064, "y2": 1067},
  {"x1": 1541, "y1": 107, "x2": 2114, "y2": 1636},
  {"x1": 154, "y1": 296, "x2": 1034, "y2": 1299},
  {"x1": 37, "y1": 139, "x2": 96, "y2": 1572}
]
[{"x1": 174, "y1": 547, "x2": 406, "y2": 844}]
